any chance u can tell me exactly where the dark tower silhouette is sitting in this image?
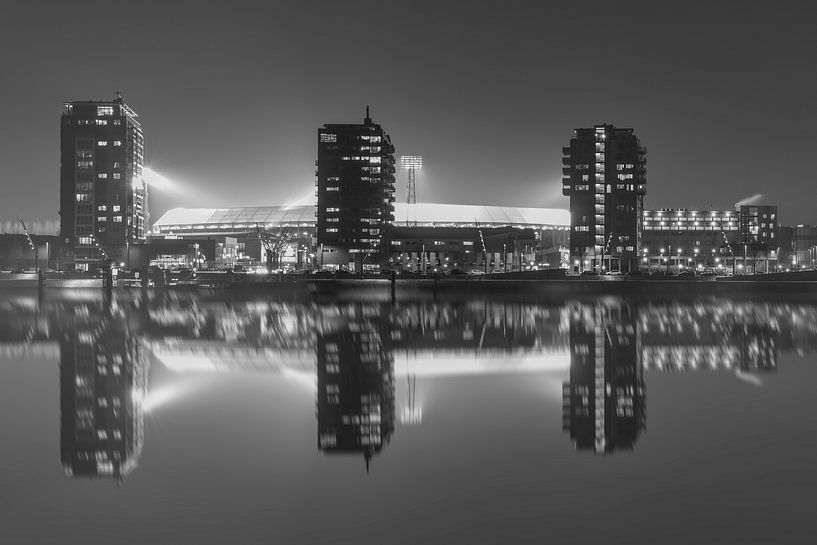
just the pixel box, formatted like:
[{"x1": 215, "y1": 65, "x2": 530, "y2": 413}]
[
  {"x1": 59, "y1": 300, "x2": 147, "y2": 481},
  {"x1": 316, "y1": 109, "x2": 396, "y2": 271},
  {"x1": 562, "y1": 124, "x2": 646, "y2": 273},
  {"x1": 562, "y1": 302, "x2": 645, "y2": 453},
  {"x1": 316, "y1": 303, "x2": 395, "y2": 471},
  {"x1": 60, "y1": 93, "x2": 146, "y2": 270}
]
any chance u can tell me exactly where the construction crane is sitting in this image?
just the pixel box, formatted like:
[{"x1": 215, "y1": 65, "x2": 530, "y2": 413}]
[
  {"x1": 256, "y1": 224, "x2": 292, "y2": 273},
  {"x1": 17, "y1": 216, "x2": 38, "y2": 271},
  {"x1": 476, "y1": 219, "x2": 488, "y2": 274}
]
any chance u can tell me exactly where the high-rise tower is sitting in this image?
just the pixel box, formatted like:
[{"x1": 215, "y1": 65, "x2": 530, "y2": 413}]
[
  {"x1": 562, "y1": 124, "x2": 646, "y2": 273},
  {"x1": 60, "y1": 93, "x2": 146, "y2": 270},
  {"x1": 316, "y1": 108, "x2": 396, "y2": 271}
]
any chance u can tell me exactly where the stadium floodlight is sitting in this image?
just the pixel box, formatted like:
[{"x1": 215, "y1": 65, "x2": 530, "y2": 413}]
[{"x1": 400, "y1": 155, "x2": 423, "y2": 171}]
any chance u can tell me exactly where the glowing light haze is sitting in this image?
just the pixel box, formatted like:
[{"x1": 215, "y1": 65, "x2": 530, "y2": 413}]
[{"x1": 1, "y1": 1, "x2": 816, "y2": 224}]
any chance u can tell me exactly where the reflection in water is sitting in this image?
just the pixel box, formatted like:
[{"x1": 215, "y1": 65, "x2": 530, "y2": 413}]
[
  {"x1": 317, "y1": 304, "x2": 395, "y2": 471},
  {"x1": 562, "y1": 302, "x2": 645, "y2": 454},
  {"x1": 1, "y1": 291, "x2": 817, "y2": 479},
  {"x1": 58, "y1": 300, "x2": 147, "y2": 480}
]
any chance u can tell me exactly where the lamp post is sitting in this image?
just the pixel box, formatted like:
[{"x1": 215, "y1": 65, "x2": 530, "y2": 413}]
[
  {"x1": 660, "y1": 247, "x2": 666, "y2": 273},
  {"x1": 676, "y1": 247, "x2": 682, "y2": 273}
]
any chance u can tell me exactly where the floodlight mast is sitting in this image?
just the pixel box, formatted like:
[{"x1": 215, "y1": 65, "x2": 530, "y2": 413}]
[{"x1": 400, "y1": 156, "x2": 423, "y2": 224}]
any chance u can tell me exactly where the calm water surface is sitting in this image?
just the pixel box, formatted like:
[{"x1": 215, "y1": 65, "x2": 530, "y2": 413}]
[{"x1": 0, "y1": 287, "x2": 815, "y2": 544}]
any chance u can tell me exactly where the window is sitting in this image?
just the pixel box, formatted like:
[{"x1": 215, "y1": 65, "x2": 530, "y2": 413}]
[
  {"x1": 325, "y1": 207, "x2": 340, "y2": 212},
  {"x1": 434, "y1": 241, "x2": 445, "y2": 246},
  {"x1": 112, "y1": 205, "x2": 120, "y2": 212},
  {"x1": 463, "y1": 241, "x2": 474, "y2": 246},
  {"x1": 112, "y1": 173, "x2": 121, "y2": 179},
  {"x1": 113, "y1": 140, "x2": 122, "y2": 146},
  {"x1": 97, "y1": 216, "x2": 107, "y2": 222},
  {"x1": 391, "y1": 240, "x2": 402, "y2": 246},
  {"x1": 320, "y1": 133, "x2": 337, "y2": 143},
  {"x1": 97, "y1": 141, "x2": 108, "y2": 147},
  {"x1": 326, "y1": 187, "x2": 339, "y2": 192},
  {"x1": 326, "y1": 217, "x2": 339, "y2": 222},
  {"x1": 113, "y1": 216, "x2": 122, "y2": 223},
  {"x1": 97, "y1": 173, "x2": 108, "y2": 179},
  {"x1": 113, "y1": 119, "x2": 121, "y2": 125},
  {"x1": 326, "y1": 228, "x2": 338, "y2": 233},
  {"x1": 95, "y1": 119, "x2": 107, "y2": 126},
  {"x1": 97, "y1": 106, "x2": 114, "y2": 116}
]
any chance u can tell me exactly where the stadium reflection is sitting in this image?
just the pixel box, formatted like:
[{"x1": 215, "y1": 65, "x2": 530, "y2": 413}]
[{"x1": 0, "y1": 290, "x2": 815, "y2": 479}]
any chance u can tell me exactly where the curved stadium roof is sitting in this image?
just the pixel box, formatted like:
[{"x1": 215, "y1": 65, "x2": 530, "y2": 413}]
[{"x1": 152, "y1": 203, "x2": 569, "y2": 234}]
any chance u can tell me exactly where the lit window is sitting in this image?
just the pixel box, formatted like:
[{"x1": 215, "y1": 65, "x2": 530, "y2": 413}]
[
  {"x1": 326, "y1": 217, "x2": 339, "y2": 222},
  {"x1": 95, "y1": 119, "x2": 107, "y2": 126},
  {"x1": 113, "y1": 140, "x2": 122, "y2": 146},
  {"x1": 97, "y1": 106, "x2": 114, "y2": 116},
  {"x1": 97, "y1": 205, "x2": 107, "y2": 211},
  {"x1": 97, "y1": 141, "x2": 108, "y2": 147},
  {"x1": 326, "y1": 187, "x2": 340, "y2": 192},
  {"x1": 113, "y1": 216, "x2": 122, "y2": 223},
  {"x1": 391, "y1": 240, "x2": 402, "y2": 246},
  {"x1": 326, "y1": 228, "x2": 338, "y2": 233},
  {"x1": 112, "y1": 173, "x2": 121, "y2": 179},
  {"x1": 463, "y1": 241, "x2": 474, "y2": 246},
  {"x1": 97, "y1": 216, "x2": 107, "y2": 222},
  {"x1": 112, "y1": 205, "x2": 120, "y2": 212},
  {"x1": 113, "y1": 119, "x2": 121, "y2": 125},
  {"x1": 325, "y1": 207, "x2": 340, "y2": 212},
  {"x1": 97, "y1": 173, "x2": 108, "y2": 179},
  {"x1": 320, "y1": 133, "x2": 337, "y2": 143}
]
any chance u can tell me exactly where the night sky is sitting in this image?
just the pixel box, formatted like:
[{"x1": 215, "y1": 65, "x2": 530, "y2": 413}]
[{"x1": 1, "y1": 0, "x2": 815, "y2": 226}]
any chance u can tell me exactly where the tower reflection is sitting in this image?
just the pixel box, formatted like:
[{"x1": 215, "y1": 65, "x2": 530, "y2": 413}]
[
  {"x1": 59, "y1": 299, "x2": 147, "y2": 481},
  {"x1": 562, "y1": 302, "x2": 646, "y2": 454},
  {"x1": 317, "y1": 304, "x2": 396, "y2": 471}
]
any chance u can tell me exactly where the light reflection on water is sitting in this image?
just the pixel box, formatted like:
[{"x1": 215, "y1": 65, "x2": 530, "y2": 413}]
[{"x1": 0, "y1": 288, "x2": 815, "y2": 543}]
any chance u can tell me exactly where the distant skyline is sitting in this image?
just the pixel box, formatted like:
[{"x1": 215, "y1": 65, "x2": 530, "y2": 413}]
[{"x1": 1, "y1": 0, "x2": 816, "y2": 225}]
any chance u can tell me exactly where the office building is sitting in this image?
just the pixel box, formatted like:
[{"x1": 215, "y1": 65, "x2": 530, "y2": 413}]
[
  {"x1": 792, "y1": 225, "x2": 817, "y2": 268},
  {"x1": 641, "y1": 208, "x2": 740, "y2": 271},
  {"x1": 316, "y1": 108, "x2": 396, "y2": 271},
  {"x1": 60, "y1": 93, "x2": 146, "y2": 270},
  {"x1": 562, "y1": 124, "x2": 646, "y2": 273}
]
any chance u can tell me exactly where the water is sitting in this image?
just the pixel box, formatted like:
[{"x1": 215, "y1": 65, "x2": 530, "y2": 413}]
[{"x1": 1, "y1": 287, "x2": 815, "y2": 544}]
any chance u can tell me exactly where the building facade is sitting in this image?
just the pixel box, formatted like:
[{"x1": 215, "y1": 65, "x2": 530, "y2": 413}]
[
  {"x1": 60, "y1": 94, "x2": 146, "y2": 270},
  {"x1": 642, "y1": 208, "x2": 740, "y2": 272},
  {"x1": 316, "y1": 109, "x2": 396, "y2": 271},
  {"x1": 792, "y1": 225, "x2": 817, "y2": 269},
  {"x1": 562, "y1": 124, "x2": 646, "y2": 274},
  {"x1": 641, "y1": 205, "x2": 780, "y2": 273}
]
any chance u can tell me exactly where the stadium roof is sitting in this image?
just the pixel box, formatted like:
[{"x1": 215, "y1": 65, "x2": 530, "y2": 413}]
[
  {"x1": 392, "y1": 203, "x2": 568, "y2": 228},
  {"x1": 152, "y1": 203, "x2": 569, "y2": 234}
]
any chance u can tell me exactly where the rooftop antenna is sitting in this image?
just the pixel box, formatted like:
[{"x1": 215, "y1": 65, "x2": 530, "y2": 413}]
[
  {"x1": 114, "y1": 91, "x2": 123, "y2": 103},
  {"x1": 365, "y1": 105, "x2": 371, "y2": 124}
]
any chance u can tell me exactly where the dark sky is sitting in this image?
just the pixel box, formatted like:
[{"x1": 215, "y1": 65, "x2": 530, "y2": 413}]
[{"x1": 1, "y1": 0, "x2": 815, "y2": 225}]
